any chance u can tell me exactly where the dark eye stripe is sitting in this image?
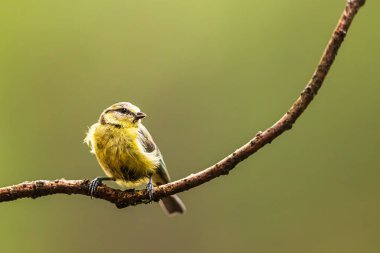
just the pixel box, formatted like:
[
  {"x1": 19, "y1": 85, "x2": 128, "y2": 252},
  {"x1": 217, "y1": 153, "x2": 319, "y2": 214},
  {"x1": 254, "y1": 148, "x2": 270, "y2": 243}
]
[{"x1": 115, "y1": 108, "x2": 131, "y2": 114}]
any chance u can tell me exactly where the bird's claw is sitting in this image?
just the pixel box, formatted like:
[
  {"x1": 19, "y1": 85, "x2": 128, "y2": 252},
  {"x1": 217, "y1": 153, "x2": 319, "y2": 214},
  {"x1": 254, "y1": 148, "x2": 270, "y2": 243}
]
[
  {"x1": 88, "y1": 177, "x2": 114, "y2": 198},
  {"x1": 89, "y1": 177, "x2": 102, "y2": 198},
  {"x1": 146, "y1": 181, "x2": 154, "y2": 202}
]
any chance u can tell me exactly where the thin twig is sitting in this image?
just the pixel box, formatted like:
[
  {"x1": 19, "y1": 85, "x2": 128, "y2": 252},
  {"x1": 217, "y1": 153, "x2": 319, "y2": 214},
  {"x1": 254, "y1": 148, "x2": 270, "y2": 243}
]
[{"x1": 0, "y1": 0, "x2": 366, "y2": 209}]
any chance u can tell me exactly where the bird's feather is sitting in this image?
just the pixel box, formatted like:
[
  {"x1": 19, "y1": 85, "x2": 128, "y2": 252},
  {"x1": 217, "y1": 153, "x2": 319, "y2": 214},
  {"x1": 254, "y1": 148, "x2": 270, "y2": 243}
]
[{"x1": 137, "y1": 124, "x2": 171, "y2": 184}]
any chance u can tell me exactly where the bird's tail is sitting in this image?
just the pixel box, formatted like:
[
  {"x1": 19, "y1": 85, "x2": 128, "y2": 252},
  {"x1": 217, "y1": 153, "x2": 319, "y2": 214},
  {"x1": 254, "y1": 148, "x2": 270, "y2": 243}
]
[{"x1": 159, "y1": 194, "x2": 186, "y2": 216}]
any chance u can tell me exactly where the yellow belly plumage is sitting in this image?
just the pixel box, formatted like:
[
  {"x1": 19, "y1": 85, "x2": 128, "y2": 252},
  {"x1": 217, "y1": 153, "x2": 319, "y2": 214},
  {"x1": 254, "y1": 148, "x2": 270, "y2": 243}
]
[{"x1": 85, "y1": 123, "x2": 159, "y2": 188}]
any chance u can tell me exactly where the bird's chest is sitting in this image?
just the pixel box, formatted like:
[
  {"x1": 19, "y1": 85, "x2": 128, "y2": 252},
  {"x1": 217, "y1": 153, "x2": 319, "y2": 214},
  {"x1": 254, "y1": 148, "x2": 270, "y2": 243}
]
[{"x1": 93, "y1": 127, "x2": 156, "y2": 178}]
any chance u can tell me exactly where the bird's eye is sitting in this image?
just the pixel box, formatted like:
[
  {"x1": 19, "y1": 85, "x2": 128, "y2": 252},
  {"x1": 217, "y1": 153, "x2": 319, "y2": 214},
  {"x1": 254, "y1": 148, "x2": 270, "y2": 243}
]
[{"x1": 117, "y1": 108, "x2": 129, "y2": 114}]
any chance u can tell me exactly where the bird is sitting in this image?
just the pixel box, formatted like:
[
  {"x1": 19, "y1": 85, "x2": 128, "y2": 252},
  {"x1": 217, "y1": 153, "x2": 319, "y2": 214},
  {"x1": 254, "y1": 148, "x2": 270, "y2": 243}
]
[{"x1": 84, "y1": 102, "x2": 186, "y2": 215}]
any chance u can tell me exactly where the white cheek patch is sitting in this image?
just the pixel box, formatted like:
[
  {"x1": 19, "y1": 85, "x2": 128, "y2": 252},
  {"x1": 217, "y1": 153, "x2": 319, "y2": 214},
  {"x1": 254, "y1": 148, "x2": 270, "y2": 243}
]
[{"x1": 104, "y1": 113, "x2": 122, "y2": 125}]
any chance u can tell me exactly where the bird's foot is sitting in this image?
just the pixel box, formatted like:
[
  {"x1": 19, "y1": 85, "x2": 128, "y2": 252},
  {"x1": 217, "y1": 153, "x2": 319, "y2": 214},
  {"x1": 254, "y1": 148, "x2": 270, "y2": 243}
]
[
  {"x1": 89, "y1": 177, "x2": 114, "y2": 198},
  {"x1": 146, "y1": 175, "x2": 154, "y2": 202}
]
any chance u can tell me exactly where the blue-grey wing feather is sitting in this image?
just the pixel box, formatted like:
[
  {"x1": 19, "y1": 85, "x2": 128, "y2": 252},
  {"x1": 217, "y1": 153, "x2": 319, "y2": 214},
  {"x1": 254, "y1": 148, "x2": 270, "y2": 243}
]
[{"x1": 138, "y1": 124, "x2": 171, "y2": 184}]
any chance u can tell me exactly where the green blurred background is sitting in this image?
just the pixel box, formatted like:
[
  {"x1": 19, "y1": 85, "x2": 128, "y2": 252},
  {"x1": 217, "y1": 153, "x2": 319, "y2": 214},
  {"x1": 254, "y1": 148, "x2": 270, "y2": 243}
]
[{"x1": 0, "y1": 0, "x2": 379, "y2": 252}]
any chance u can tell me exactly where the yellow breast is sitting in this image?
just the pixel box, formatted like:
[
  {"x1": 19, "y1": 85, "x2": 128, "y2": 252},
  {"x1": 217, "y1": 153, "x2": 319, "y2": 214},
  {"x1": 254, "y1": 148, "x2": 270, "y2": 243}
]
[{"x1": 85, "y1": 123, "x2": 158, "y2": 188}]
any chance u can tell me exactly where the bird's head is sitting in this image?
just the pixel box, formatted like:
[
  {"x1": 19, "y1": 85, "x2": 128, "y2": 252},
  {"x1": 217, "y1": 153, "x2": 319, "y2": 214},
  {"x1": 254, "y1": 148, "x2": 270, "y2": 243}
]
[{"x1": 99, "y1": 102, "x2": 146, "y2": 128}]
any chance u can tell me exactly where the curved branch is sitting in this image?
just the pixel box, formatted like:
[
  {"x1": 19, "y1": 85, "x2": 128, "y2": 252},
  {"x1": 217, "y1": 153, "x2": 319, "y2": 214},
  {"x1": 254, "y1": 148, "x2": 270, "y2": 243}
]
[{"x1": 0, "y1": 0, "x2": 366, "y2": 208}]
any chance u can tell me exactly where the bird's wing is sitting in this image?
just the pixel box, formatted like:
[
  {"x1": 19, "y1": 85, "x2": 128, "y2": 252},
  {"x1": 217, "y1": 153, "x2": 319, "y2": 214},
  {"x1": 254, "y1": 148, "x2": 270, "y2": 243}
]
[{"x1": 138, "y1": 124, "x2": 171, "y2": 184}]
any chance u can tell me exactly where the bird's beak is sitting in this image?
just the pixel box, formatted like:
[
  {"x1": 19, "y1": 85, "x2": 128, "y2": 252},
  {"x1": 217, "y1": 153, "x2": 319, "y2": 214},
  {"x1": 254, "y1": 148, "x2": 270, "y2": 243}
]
[{"x1": 135, "y1": 112, "x2": 147, "y2": 120}]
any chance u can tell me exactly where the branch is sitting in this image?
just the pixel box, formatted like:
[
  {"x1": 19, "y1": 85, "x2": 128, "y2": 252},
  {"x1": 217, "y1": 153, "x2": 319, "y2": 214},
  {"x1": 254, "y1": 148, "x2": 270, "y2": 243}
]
[{"x1": 0, "y1": 0, "x2": 366, "y2": 209}]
